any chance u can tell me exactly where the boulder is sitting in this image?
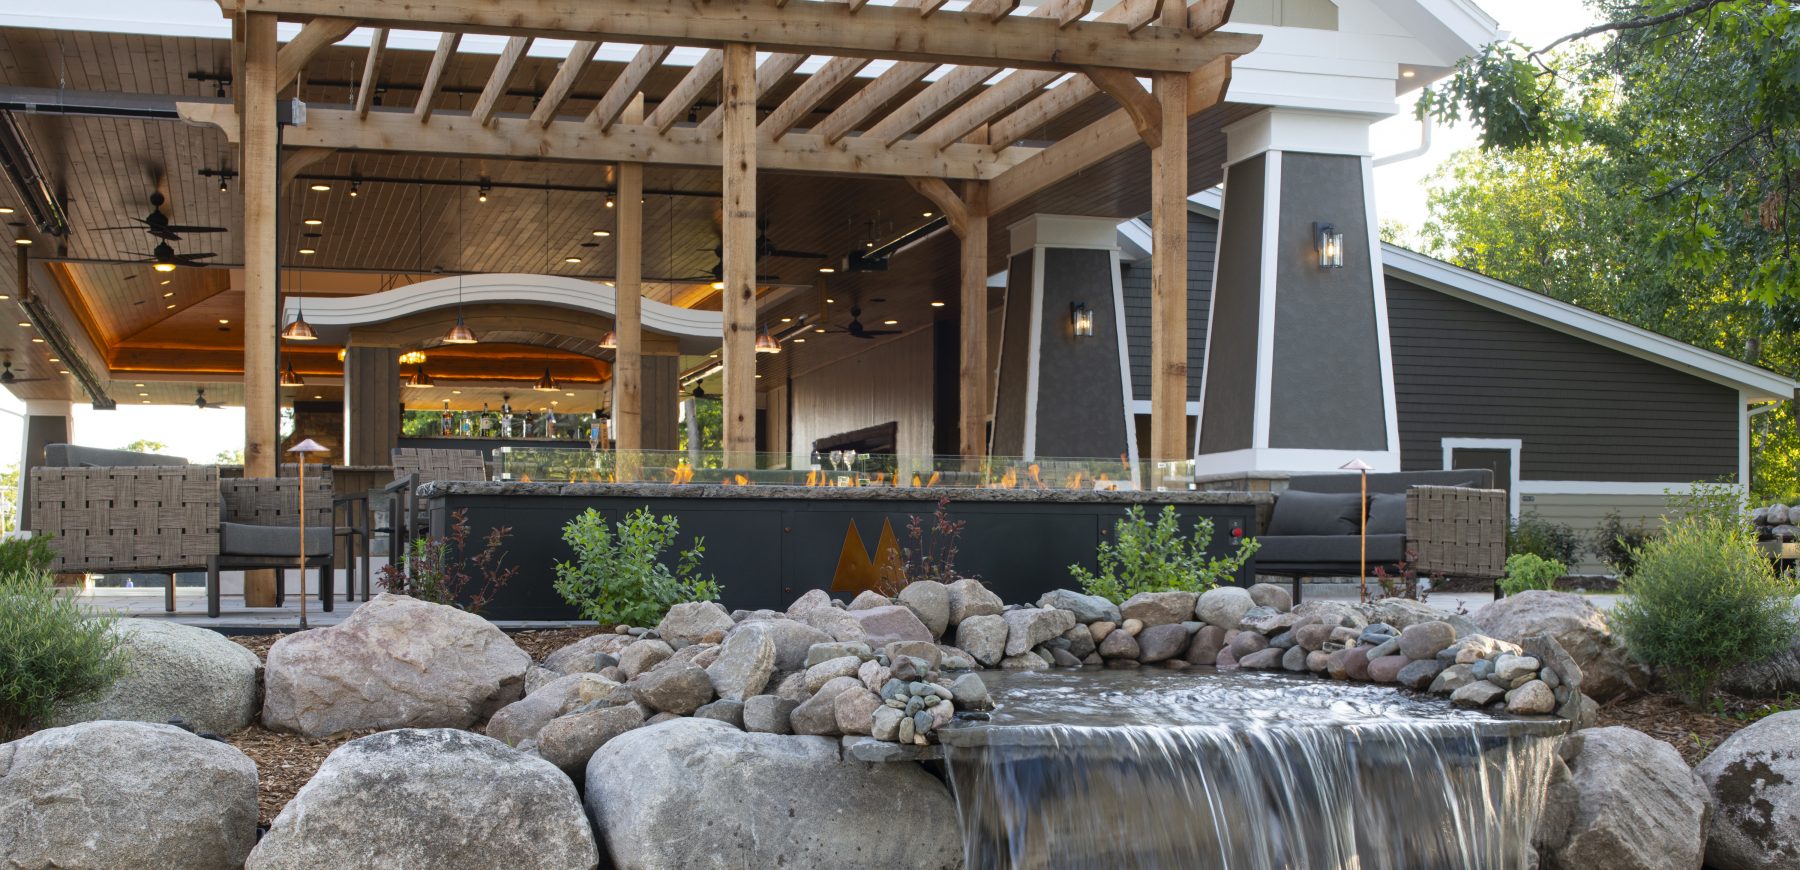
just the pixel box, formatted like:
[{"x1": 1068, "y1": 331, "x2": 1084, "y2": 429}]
[
  {"x1": 730, "y1": 618, "x2": 832, "y2": 673},
  {"x1": 1004, "y1": 608, "x2": 1078, "y2": 656},
  {"x1": 1136, "y1": 623, "x2": 1190, "y2": 663},
  {"x1": 1185, "y1": 626, "x2": 1225, "y2": 665},
  {"x1": 1359, "y1": 597, "x2": 1481, "y2": 637},
  {"x1": 694, "y1": 699, "x2": 745, "y2": 728},
  {"x1": 947, "y1": 578, "x2": 1005, "y2": 624},
  {"x1": 1239, "y1": 648, "x2": 1284, "y2": 669},
  {"x1": 804, "y1": 641, "x2": 875, "y2": 668},
  {"x1": 1696, "y1": 710, "x2": 1800, "y2": 870},
  {"x1": 52, "y1": 619, "x2": 261, "y2": 735},
  {"x1": 247, "y1": 729, "x2": 597, "y2": 870},
  {"x1": 0, "y1": 721, "x2": 258, "y2": 870},
  {"x1": 785, "y1": 588, "x2": 834, "y2": 617},
  {"x1": 586, "y1": 718, "x2": 960, "y2": 870},
  {"x1": 1398, "y1": 621, "x2": 1457, "y2": 661},
  {"x1": 847, "y1": 605, "x2": 933, "y2": 647},
  {"x1": 1294, "y1": 600, "x2": 1368, "y2": 630},
  {"x1": 617, "y1": 638, "x2": 675, "y2": 679},
  {"x1": 799, "y1": 607, "x2": 866, "y2": 642},
  {"x1": 541, "y1": 633, "x2": 630, "y2": 675},
  {"x1": 262, "y1": 593, "x2": 529, "y2": 737},
  {"x1": 537, "y1": 703, "x2": 646, "y2": 773},
  {"x1": 487, "y1": 673, "x2": 593, "y2": 747},
  {"x1": 804, "y1": 655, "x2": 864, "y2": 692},
  {"x1": 1294, "y1": 623, "x2": 1333, "y2": 652},
  {"x1": 1098, "y1": 627, "x2": 1140, "y2": 659},
  {"x1": 1471, "y1": 590, "x2": 1649, "y2": 701},
  {"x1": 833, "y1": 689, "x2": 883, "y2": 735},
  {"x1": 1062, "y1": 624, "x2": 1098, "y2": 659},
  {"x1": 1194, "y1": 586, "x2": 1255, "y2": 629},
  {"x1": 630, "y1": 662, "x2": 715, "y2": 715},
  {"x1": 1227, "y1": 631, "x2": 1267, "y2": 659},
  {"x1": 1038, "y1": 589, "x2": 1122, "y2": 624},
  {"x1": 1281, "y1": 645, "x2": 1308, "y2": 672},
  {"x1": 1719, "y1": 637, "x2": 1800, "y2": 699},
  {"x1": 1245, "y1": 582, "x2": 1293, "y2": 612},
  {"x1": 1120, "y1": 591, "x2": 1198, "y2": 627},
  {"x1": 1428, "y1": 663, "x2": 1476, "y2": 694},
  {"x1": 847, "y1": 590, "x2": 890, "y2": 611},
  {"x1": 743, "y1": 695, "x2": 798, "y2": 734},
  {"x1": 896, "y1": 580, "x2": 952, "y2": 637},
  {"x1": 1001, "y1": 651, "x2": 1050, "y2": 670},
  {"x1": 1535, "y1": 727, "x2": 1710, "y2": 870},
  {"x1": 1367, "y1": 655, "x2": 1410, "y2": 683},
  {"x1": 705, "y1": 625, "x2": 776, "y2": 701},
  {"x1": 790, "y1": 676, "x2": 862, "y2": 736},
  {"x1": 1396, "y1": 659, "x2": 1446, "y2": 690},
  {"x1": 1505, "y1": 680, "x2": 1556, "y2": 715},
  {"x1": 1451, "y1": 680, "x2": 1504, "y2": 707},
  {"x1": 956, "y1": 614, "x2": 1009, "y2": 667},
  {"x1": 1342, "y1": 646, "x2": 1372, "y2": 681},
  {"x1": 655, "y1": 602, "x2": 735, "y2": 650}
]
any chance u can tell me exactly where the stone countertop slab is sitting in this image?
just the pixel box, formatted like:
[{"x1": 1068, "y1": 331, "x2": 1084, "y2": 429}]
[{"x1": 418, "y1": 480, "x2": 1273, "y2": 506}]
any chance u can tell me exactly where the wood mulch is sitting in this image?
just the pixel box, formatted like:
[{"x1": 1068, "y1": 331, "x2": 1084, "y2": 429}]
[{"x1": 1595, "y1": 691, "x2": 1797, "y2": 766}]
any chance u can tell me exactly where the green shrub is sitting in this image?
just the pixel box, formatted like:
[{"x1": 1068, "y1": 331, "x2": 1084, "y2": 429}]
[
  {"x1": 1591, "y1": 510, "x2": 1657, "y2": 578},
  {"x1": 0, "y1": 570, "x2": 129, "y2": 740},
  {"x1": 1069, "y1": 505, "x2": 1260, "y2": 604},
  {"x1": 1612, "y1": 484, "x2": 1800, "y2": 707},
  {"x1": 0, "y1": 535, "x2": 56, "y2": 577},
  {"x1": 1509, "y1": 512, "x2": 1583, "y2": 566},
  {"x1": 553, "y1": 507, "x2": 720, "y2": 626},
  {"x1": 1499, "y1": 552, "x2": 1566, "y2": 596}
]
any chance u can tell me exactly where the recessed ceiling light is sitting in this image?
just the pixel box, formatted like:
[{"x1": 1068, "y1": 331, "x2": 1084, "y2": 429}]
[
  {"x1": 141, "y1": 399, "x2": 150, "y2": 404},
  {"x1": 551, "y1": 400, "x2": 559, "y2": 405},
  {"x1": 818, "y1": 266, "x2": 835, "y2": 274},
  {"x1": 159, "y1": 279, "x2": 172, "y2": 285},
  {"x1": 313, "y1": 395, "x2": 323, "y2": 399},
  {"x1": 793, "y1": 338, "x2": 806, "y2": 343},
  {"x1": 1401, "y1": 69, "x2": 1416, "y2": 78},
  {"x1": 310, "y1": 183, "x2": 331, "y2": 192},
  {"x1": 218, "y1": 319, "x2": 230, "y2": 324},
  {"x1": 825, "y1": 298, "x2": 835, "y2": 304},
  {"x1": 298, "y1": 248, "x2": 316, "y2": 255},
  {"x1": 16, "y1": 321, "x2": 28, "y2": 327},
  {"x1": 930, "y1": 301, "x2": 945, "y2": 307},
  {"x1": 564, "y1": 257, "x2": 582, "y2": 263},
  {"x1": 779, "y1": 317, "x2": 791, "y2": 323},
  {"x1": 163, "y1": 292, "x2": 174, "y2": 298},
  {"x1": 755, "y1": 374, "x2": 762, "y2": 379},
  {"x1": 883, "y1": 319, "x2": 898, "y2": 325},
  {"x1": 46, "y1": 357, "x2": 57, "y2": 362},
  {"x1": 303, "y1": 218, "x2": 323, "y2": 226},
  {"x1": 452, "y1": 389, "x2": 462, "y2": 394},
  {"x1": 0, "y1": 207, "x2": 12, "y2": 214},
  {"x1": 134, "y1": 383, "x2": 144, "y2": 387},
  {"x1": 138, "y1": 392, "x2": 148, "y2": 397},
  {"x1": 12, "y1": 238, "x2": 29, "y2": 246},
  {"x1": 58, "y1": 369, "x2": 69, "y2": 374},
  {"x1": 592, "y1": 230, "x2": 611, "y2": 237},
  {"x1": 564, "y1": 392, "x2": 574, "y2": 397},
  {"x1": 813, "y1": 327, "x2": 825, "y2": 333},
  {"x1": 922, "y1": 211, "x2": 934, "y2": 217},
  {"x1": 29, "y1": 337, "x2": 43, "y2": 343},
  {"x1": 0, "y1": 294, "x2": 8, "y2": 300},
  {"x1": 166, "y1": 303, "x2": 176, "y2": 309}
]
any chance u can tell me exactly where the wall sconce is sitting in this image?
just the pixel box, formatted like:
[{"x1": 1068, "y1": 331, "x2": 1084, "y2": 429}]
[
  {"x1": 1070, "y1": 302, "x2": 1094, "y2": 338},
  {"x1": 1316, "y1": 222, "x2": 1345, "y2": 269}
]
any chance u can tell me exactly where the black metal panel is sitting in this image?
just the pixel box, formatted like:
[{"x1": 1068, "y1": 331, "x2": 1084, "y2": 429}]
[{"x1": 431, "y1": 491, "x2": 1259, "y2": 620}]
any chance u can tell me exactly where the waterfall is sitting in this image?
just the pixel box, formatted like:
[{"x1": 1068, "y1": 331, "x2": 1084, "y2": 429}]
[{"x1": 941, "y1": 670, "x2": 1561, "y2": 870}]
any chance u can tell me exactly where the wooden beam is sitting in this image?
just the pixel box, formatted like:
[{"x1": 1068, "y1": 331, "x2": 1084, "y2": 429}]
[
  {"x1": 760, "y1": 56, "x2": 866, "y2": 140},
  {"x1": 815, "y1": 61, "x2": 935, "y2": 144},
  {"x1": 274, "y1": 16, "x2": 356, "y2": 90},
  {"x1": 244, "y1": 11, "x2": 280, "y2": 609},
  {"x1": 1148, "y1": 0, "x2": 1188, "y2": 472},
  {"x1": 415, "y1": 32, "x2": 460, "y2": 122},
  {"x1": 1188, "y1": 0, "x2": 1233, "y2": 34},
  {"x1": 987, "y1": 75, "x2": 1097, "y2": 150},
  {"x1": 590, "y1": 44, "x2": 672, "y2": 131},
  {"x1": 472, "y1": 36, "x2": 532, "y2": 127},
  {"x1": 987, "y1": 54, "x2": 1233, "y2": 212},
  {"x1": 261, "y1": 106, "x2": 1036, "y2": 179},
  {"x1": 530, "y1": 39, "x2": 599, "y2": 128},
  {"x1": 647, "y1": 50, "x2": 723, "y2": 133},
  {"x1": 905, "y1": 176, "x2": 968, "y2": 239},
  {"x1": 863, "y1": 65, "x2": 996, "y2": 146},
  {"x1": 354, "y1": 28, "x2": 387, "y2": 118},
  {"x1": 959, "y1": 180, "x2": 989, "y2": 461},
  {"x1": 279, "y1": 147, "x2": 335, "y2": 188},
  {"x1": 614, "y1": 93, "x2": 646, "y2": 453},
  {"x1": 229, "y1": 0, "x2": 1255, "y2": 74},
  {"x1": 1116, "y1": 0, "x2": 1165, "y2": 31},
  {"x1": 915, "y1": 69, "x2": 1057, "y2": 150},
  {"x1": 1083, "y1": 67, "x2": 1162, "y2": 148},
  {"x1": 720, "y1": 43, "x2": 757, "y2": 464},
  {"x1": 1047, "y1": 0, "x2": 1094, "y2": 26},
  {"x1": 697, "y1": 52, "x2": 803, "y2": 133}
]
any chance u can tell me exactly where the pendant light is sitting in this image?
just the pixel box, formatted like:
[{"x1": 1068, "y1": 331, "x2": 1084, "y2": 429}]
[
  {"x1": 533, "y1": 367, "x2": 559, "y2": 392},
  {"x1": 599, "y1": 330, "x2": 618, "y2": 350},
  {"x1": 441, "y1": 163, "x2": 478, "y2": 344},
  {"x1": 282, "y1": 268, "x2": 318, "y2": 340},
  {"x1": 280, "y1": 361, "x2": 305, "y2": 386},
  {"x1": 755, "y1": 324, "x2": 780, "y2": 354},
  {"x1": 405, "y1": 365, "x2": 435, "y2": 388}
]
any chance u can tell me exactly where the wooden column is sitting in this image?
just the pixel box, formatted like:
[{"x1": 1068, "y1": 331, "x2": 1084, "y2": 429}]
[
  {"x1": 243, "y1": 11, "x2": 278, "y2": 479},
  {"x1": 342, "y1": 346, "x2": 400, "y2": 466},
  {"x1": 613, "y1": 94, "x2": 646, "y2": 454},
  {"x1": 720, "y1": 42, "x2": 758, "y2": 465},
  {"x1": 960, "y1": 181, "x2": 989, "y2": 460},
  {"x1": 1148, "y1": 48, "x2": 1189, "y2": 479}
]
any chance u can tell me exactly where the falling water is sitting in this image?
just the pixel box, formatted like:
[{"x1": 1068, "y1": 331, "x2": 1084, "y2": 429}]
[{"x1": 942, "y1": 668, "x2": 1562, "y2": 870}]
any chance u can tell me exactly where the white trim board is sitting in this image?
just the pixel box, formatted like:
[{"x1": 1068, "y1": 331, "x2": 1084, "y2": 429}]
[
  {"x1": 1515, "y1": 481, "x2": 1741, "y2": 497},
  {"x1": 1192, "y1": 447, "x2": 1401, "y2": 476},
  {"x1": 1440, "y1": 437, "x2": 1521, "y2": 518}
]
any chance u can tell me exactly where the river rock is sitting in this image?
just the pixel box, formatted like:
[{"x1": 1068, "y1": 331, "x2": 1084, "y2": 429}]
[
  {"x1": 790, "y1": 676, "x2": 861, "y2": 736},
  {"x1": 1396, "y1": 659, "x2": 1446, "y2": 690},
  {"x1": 247, "y1": 729, "x2": 597, "y2": 870},
  {"x1": 1719, "y1": 636, "x2": 1800, "y2": 698},
  {"x1": 1001, "y1": 651, "x2": 1050, "y2": 669},
  {"x1": 1493, "y1": 654, "x2": 1541, "y2": 684},
  {"x1": 833, "y1": 689, "x2": 883, "y2": 735},
  {"x1": 1239, "y1": 648, "x2": 1284, "y2": 669},
  {"x1": 1004, "y1": 607, "x2": 1078, "y2": 656},
  {"x1": 1535, "y1": 727, "x2": 1710, "y2": 870},
  {"x1": 847, "y1": 590, "x2": 890, "y2": 611},
  {"x1": 885, "y1": 640, "x2": 943, "y2": 671},
  {"x1": 1295, "y1": 600, "x2": 1369, "y2": 630},
  {"x1": 51, "y1": 619, "x2": 261, "y2": 735},
  {"x1": 655, "y1": 602, "x2": 735, "y2": 650},
  {"x1": 1190, "y1": 586, "x2": 1252, "y2": 630},
  {"x1": 487, "y1": 673, "x2": 593, "y2": 747},
  {"x1": 1136, "y1": 623, "x2": 1191, "y2": 662},
  {"x1": 262, "y1": 593, "x2": 529, "y2": 737},
  {"x1": 1295, "y1": 623, "x2": 1333, "y2": 652},
  {"x1": 617, "y1": 638, "x2": 675, "y2": 679},
  {"x1": 1120, "y1": 591, "x2": 1199, "y2": 627},
  {"x1": 1228, "y1": 631, "x2": 1268, "y2": 658},
  {"x1": 537, "y1": 703, "x2": 646, "y2": 773},
  {"x1": 1367, "y1": 655, "x2": 1410, "y2": 683},
  {"x1": 957, "y1": 614, "x2": 1009, "y2": 667},
  {"x1": 1522, "y1": 633, "x2": 1585, "y2": 693},
  {"x1": 800, "y1": 607, "x2": 866, "y2": 642},
  {"x1": 941, "y1": 577, "x2": 1001, "y2": 624},
  {"x1": 586, "y1": 718, "x2": 959, "y2": 869},
  {"x1": 848, "y1": 605, "x2": 933, "y2": 646},
  {"x1": 630, "y1": 662, "x2": 714, "y2": 715},
  {"x1": 0, "y1": 721, "x2": 259, "y2": 870},
  {"x1": 804, "y1": 655, "x2": 864, "y2": 692},
  {"x1": 1098, "y1": 627, "x2": 1141, "y2": 659},
  {"x1": 1696, "y1": 710, "x2": 1800, "y2": 869},
  {"x1": 1246, "y1": 582, "x2": 1293, "y2": 612},
  {"x1": 1342, "y1": 646, "x2": 1372, "y2": 681},
  {"x1": 785, "y1": 588, "x2": 834, "y2": 617},
  {"x1": 694, "y1": 699, "x2": 744, "y2": 728},
  {"x1": 1451, "y1": 680, "x2": 1505, "y2": 707},
  {"x1": 733, "y1": 619, "x2": 832, "y2": 672},
  {"x1": 1471, "y1": 590, "x2": 1649, "y2": 701},
  {"x1": 1187, "y1": 626, "x2": 1225, "y2": 665},
  {"x1": 541, "y1": 633, "x2": 630, "y2": 675},
  {"x1": 1398, "y1": 621, "x2": 1457, "y2": 661},
  {"x1": 705, "y1": 625, "x2": 776, "y2": 701},
  {"x1": 1446, "y1": 633, "x2": 1524, "y2": 665},
  {"x1": 1282, "y1": 645, "x2": 1308, "y2": 672},
  {"x1": 1359, "y1": 597, "x2": 1481, "y2": 637},
  {"x1": 896, "y1": 581, "x2": 952, "y2": 637},
  {"x1": 950, "y1": 672, "x2": 993, "y2": 709},
  {"x1": 804, "y1": 641, "x2": 874, "y2": 668},
  {"x1": 743, "y1": 695, "x2": 798, "y2": 733},
  {"x1": 1429, "y1": 663, "x2": 1476, "y2": 694},
  {"x1": 1505, "y1": 680, "x2": 1555, "y2": 715},
  {"x1": 1038, "y1": 589, "x2": 1122, "y2": 624},
  {"x1": 1061, "y1": 624, "x2": 1098, "y2": 659},
  {"x1": 1121, "y1": 618, "x2": 1144, "y2": 636}
]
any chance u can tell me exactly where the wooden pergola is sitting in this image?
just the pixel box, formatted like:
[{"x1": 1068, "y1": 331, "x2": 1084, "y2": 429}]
[{"x1": 200, "y1": 0, "x2": 1256, "y2": 473}]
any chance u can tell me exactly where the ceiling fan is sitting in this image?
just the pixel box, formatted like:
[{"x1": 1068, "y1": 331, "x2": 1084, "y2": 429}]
[
  {"x1": 816, "y1": 305, "x2": 901, "y2": 340},
  {"x1": 0, "y1": 361, "x2": 50, "y2": 384},
  {"x1": 126, "y1": 240, "x2": 217, "y2": 273},
  {"x1": 194, "y1": 388, "x2": 226, "y2": 409},
  {"x1": 753, "y1": 219, "x2": 825, "y2": 261},
  {"x1": 96, "y1": 192, "x2": 227, "y2": 242}
]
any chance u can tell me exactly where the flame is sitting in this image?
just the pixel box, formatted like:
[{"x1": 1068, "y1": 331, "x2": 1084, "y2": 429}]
[
  {"x1": 926, "y1": 471, "x2": 941, "y2": 488},
  {"x1": 1095, "y1": 472, "x2": 1116, "y2": 491},
  {"x1": 806, "y1": 470, "x2": 820, "y2": 487},
  {"x1": 519, "y1": 473, "x2": 532, "y2": 483},
  {"x1": 872, "y1": 472, "x2": 886, "y2": 486},
  {"x1": 1027, "y1": 463, "x2": 1043, "y2": 489},
  {"x1": 910, "y1": 472, "x2": 922, "y2": 487},
  {"x1": 998, "y1": 467, "x2": 1018, "y2": 489},
  {"x1": 728, "y1": 473, "x2": 749, "y2": 486},
  {"x1": 670, "y1": 463, "x2": 695, "y2": 485},
  {"x1": 1065, "y1": 470, "x2": 1087, "y2": 490}
]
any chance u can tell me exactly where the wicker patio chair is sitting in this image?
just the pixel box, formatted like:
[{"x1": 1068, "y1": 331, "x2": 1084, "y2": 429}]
[
  {"x1": 384, "y1": 448, "x2": 489, "y2": 561},
  {"x1": 206, "y1": 476, "x2": 334, "y2": 618},
  {"x1": 29, "y1": 463, "x2": 221, "y2": 611}
]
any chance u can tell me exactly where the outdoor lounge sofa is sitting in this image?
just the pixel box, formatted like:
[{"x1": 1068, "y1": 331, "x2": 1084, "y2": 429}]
[{"x1": 1254, "y1": 469, "x2": 1507, "y2": 603}]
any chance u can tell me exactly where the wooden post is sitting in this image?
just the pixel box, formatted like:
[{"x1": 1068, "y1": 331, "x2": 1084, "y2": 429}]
[
  {"x1": 960, "y1": 180, "x2": 989, "y2": 463},
  {"x1": 242, "y1": 11, "x2": 280, "y2": 606},
  {"x1": 614, "y1": 94, "x2": 646, "y2": 459},
  {"x1": 720, "y1": 42, "x2": 758, "y2": 466},
  {"x1": 1148, "y1": 56, "x2": 1189, "y2": 485}
]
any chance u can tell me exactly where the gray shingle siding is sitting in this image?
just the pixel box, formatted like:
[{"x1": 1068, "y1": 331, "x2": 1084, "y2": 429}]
[{"x1": 1122, "y1": 210, "x2": 1213, "y2": 402}]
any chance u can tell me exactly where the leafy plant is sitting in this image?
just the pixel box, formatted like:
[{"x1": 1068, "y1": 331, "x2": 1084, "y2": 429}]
[
  {"x1": 0, "y1": 535, "x2": 56, "y2": 578},
  {"x1": 0, "y1": 570, "x2": 129, "y2": 740},
  {"x1": 896, "y1": 496, "x2": 969, "y2": 592},
  {"x1": 1499, "y1": 552, "x2": 1567, "y2": 597},
  {"x1": 1592, "y1": 510, "x2": 1657, "y2": 578},
  {"x1": 1372, "y1": 549, "x2": 1443, "y2": 602},
  {"x1": 553, "y1": 507, "x2": 720, "y2": 626},
  {"x1": 377, "y1": 509, "x2": 519, "y2": 615},
  {"x1": 1509, "y1": 512, "x2": 1584, "y2": 566},
  {"x1": 1612, "y1": 484, "x2": 1800, "y2": 707},
  {"x1": 1069, "y1": 505, "x2": 1259, "y2": 604}
]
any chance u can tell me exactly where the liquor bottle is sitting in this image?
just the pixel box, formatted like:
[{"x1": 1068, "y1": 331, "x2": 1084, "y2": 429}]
[
  {"x1": 478, "y1": 402, "x2": 493, "y2": 436},
  {"x1": 440, "y1": 400, "x2": 453, "y2": 436},
  {"x1": 588, "y1": 409, "x2": 604, "y2": 451},
  {"x1": 500, "y1": 397, "x2": 514, "y2": 438},
  {"x1": 458, "y1": 411, "x2": 473, "y2": 437},
  {"x1": 545, "y1": 407, "x2": 558, "y2": 440},
  {"x1": 523, "y1": 410, "x2": 537, "y2": 438}
]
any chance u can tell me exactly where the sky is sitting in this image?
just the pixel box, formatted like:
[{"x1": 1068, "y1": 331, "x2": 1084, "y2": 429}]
[{"x1": 0, "y1": 0, "x2": 1605, "y2": 469}]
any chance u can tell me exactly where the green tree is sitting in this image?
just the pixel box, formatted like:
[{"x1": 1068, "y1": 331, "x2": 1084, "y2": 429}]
[
  {"x1": 214, "y1": 448, "x2": 245, "y2": 465},
  {"x1": 120, "y1": 439, "x2": 167, "y2": 454}
]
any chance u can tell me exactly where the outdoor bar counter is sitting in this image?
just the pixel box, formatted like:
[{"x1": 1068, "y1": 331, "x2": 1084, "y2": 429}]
[{"x1": 418, "y1": 481, "x2": 1271, "y2": 621}]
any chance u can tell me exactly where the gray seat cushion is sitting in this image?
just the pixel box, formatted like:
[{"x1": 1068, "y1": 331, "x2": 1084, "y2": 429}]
[
  {"x1": 1265, "y1": 491, "x2": 1363, "y2": 537},
  {"x1": 1367, "y1": 493, "x2": 1407, "y2": 535},
  {"x1": 45, "y1": 444, "x2": 189, "y2": 468},
  {"x1": 1255, "y1": 533, "x2": 1405, "y2": 566},
  {"x1": 220, "y1": 522, "x2": 333, "y2": 557}
]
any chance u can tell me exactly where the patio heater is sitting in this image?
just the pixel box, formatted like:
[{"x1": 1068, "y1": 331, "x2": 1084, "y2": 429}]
[
  {"x1": 1340, "y1": 458, "x2": 1372, "y2": 601},
  {"x1": 290, "y1": 438, "x2": 329, "y2": 629}
]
